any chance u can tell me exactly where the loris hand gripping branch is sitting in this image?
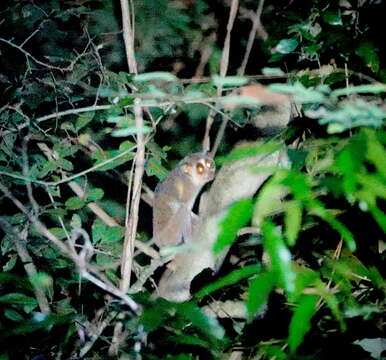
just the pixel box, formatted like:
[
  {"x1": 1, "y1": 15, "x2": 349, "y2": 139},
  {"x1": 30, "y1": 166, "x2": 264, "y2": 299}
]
[{"x1": 152, "y1": 153, "x2": 215, "y2": 249}]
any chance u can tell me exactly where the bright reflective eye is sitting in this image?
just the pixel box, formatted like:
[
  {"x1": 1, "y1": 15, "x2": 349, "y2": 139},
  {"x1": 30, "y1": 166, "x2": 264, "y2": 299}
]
[
  {"x1": 205, "y1": 159, "x2": 214, "y2": 168},
  {"x1": 196, "y1": 163, "x2": 205, "y2": 174}
]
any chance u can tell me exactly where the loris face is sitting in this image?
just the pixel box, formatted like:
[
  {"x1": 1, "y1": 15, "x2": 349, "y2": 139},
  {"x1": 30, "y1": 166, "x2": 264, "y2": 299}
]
[{"x1": 180, "y1": 153, "x2": 216, "y2": 187}]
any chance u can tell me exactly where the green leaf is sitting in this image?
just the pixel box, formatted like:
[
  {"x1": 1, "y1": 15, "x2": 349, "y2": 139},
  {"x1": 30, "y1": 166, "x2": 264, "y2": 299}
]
[
  {"x1": 221, "y1": 141, "x2": 281, "y2": 164},
  {"x1": 214, "y1": 198, "x2": 253, "y2": 252},
  {"x1": 56, "y1": 158, "x2": 74, "y2": 171},
  {"x1": 134, "y1": 71, "x2": 178, "y2": 82},
  {"x1": 91, "y1": 148, "x2": 134, "y2": 171},
  {"x1": 0, "y1": 293, "x2": 38, "y2": 308},
  {"x1": 55, "y1": 299, "x2": 77, "y2": 315},
  {"x1": 75, "y1": 112, "x2": 94, "y2": 131},
  {"x1": 310, "y1": 200, "x2": 356, "y2": 251},
  {"x1": 365, "y1": 129, "x2": 386, "y2": 179},
  {"x1": 48, "y1": 227, "x2": 67, "y2": 240},
  {"x1": 253, "y1": 172, "x2": 287, "y2": 226},
  {"x1": 319, "y1": 99, "x2": 386, "y2": 132},
  {"x1": 261, "y1": 220, "x2": 296, "y2": 295},
  {"x1": 141, "y1": 304, "x2": 169, "y2": 332},
  {"x1": 212, "y1": 75, "x2": 248, "y2": 88},
  {"x1": 3, "y1": 254, "x2": 17, "y2": 272},
  {"x1": 38, "y1": 161, "x2": 59, "y2": 178},
  {"x1": 332, "y1": 84, "x2": 386, "y2": 96},
  {"x1": 323, "y1": 10, "x2": 343, "y2": 26},
  {"x1": 100, "y1": 226, "x2": 125, "y2": 243},
  {"x1": 284, "y1": 201, "x2": 302, "y2": 246},
  {"x1": 146, "y1": 157, "x2": 169, "y2": 180},
  {"x1": 28, "y1": 273, "x2": 53, "y2": 291},
  {"x1": 195, "y1": 265, "x2": 261, "y2": 298},
  {"x1": 106, "y1": 115, "x2": 134, "y2": 124},
  {"x1": 87, "y1": 188, "x2": 104, "y2": 201},
  {"x1": 92, "y1": 219, "x2": 107, "y2": 244},
  {"x1": 269, "y1": 82, "x2": 326, "y2": 103},
  {"x1": 177, "y1": 302, "x2": 225, "y2": 340},
  {"x1": 4, "y1": 308, "x2": 24, "y2": 322},
  {"x1": 70, "y1": 214, "x2": 82, "y2": 229},
  {"x1": 261, "y1": 67, "x2": 285, "y2": 75},
  {"x1": 274, "y1": 39, "x2": 298, "y2": 54},
  {"x1": 111, "y1": 125, "x2": 152, "y2": 137},
  {"x1": 246, "y1": 271, "x2": 275, "y2": 321},
  {"x1": 355, "y1": 42, "x2": 380, "y2": 73},
  {"x1": 288, "y1": 294, "x2": 318, "y2": 353},
  {"x1": 65, "y1": 196, "x2": 86, "y2": 210}
]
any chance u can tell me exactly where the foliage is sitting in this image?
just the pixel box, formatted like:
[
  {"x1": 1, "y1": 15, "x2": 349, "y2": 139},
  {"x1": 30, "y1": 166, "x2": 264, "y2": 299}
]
[{"x1": 0, "y1": 0, "x2": 385, "y2": 359}]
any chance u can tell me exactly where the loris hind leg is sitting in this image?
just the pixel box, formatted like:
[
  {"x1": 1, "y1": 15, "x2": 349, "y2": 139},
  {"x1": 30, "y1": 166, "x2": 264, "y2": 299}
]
[{"x1": 154, "y1": 205, "x2": 192, "y2": 248}]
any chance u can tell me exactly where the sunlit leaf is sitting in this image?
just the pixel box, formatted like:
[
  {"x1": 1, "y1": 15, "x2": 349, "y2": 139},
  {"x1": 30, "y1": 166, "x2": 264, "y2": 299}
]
[
  {"x1": 323, "y1": 11, "x2": 343, "y2": 26},
  {"x1": 261, "y1": 220, "x2": 296, "y2": 295},
  {"x1": 111, "y1": 125, "x2": 152, "y2": 137},
  {"x1": 332, "y1": 84, "x2": 386, "y2": 96},
  {"x1": 253, "y1": 171, "x2": 287, "y2": 226},
  {"x1": 262, "y1": 67, "x2": 285, "y2": 75},
  {"x1": 288, "y1": 294, "x2": 318, "y2": 353},
  {"x1": 212, "y1": 75, "x2": 248, "y2": 88},
  {"x1": 214, "y1": 198, "x2": 253, "y2": 252},
  {"x1": 221, "y1": 141, "x2": 281, "y2": 164},
  {"x1": 274, "y1": 39, "x2": 298, "y2": 54},
  {"x1": 284, "y1": 200, "x2": 302, "y2": 246},
  {"x1": 177, "y1": 302, "x2": 225, "y2": 340},
  {"x1": 354, "y1": 338, "x2": 385, "y2": 360},
  {"x1": 246, "y1": 271, "x2": 275, "y2": 321},
  {"x1": 134, "y1": 71, "x2": 178, "y2": 82},
  {"x1": 270, "y1": 82, "x2": 326, "y2": 103}
]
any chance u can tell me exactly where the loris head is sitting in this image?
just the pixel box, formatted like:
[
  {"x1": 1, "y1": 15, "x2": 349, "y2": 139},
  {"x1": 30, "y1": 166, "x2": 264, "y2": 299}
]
[{"x1": 179, "y1": 152, "x2": 216, "y2": 187}]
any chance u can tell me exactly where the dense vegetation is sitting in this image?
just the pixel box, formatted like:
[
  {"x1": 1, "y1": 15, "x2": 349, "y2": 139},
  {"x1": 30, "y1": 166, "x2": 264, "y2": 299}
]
[{"x1": 0, "y1": 0, "x2": 385, "y2": 359}]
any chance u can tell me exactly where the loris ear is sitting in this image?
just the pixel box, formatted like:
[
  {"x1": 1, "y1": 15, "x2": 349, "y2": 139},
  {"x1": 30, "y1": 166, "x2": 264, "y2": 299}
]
[{"x1": 180, "y1": 164, "x2": 192, "y2": 174}]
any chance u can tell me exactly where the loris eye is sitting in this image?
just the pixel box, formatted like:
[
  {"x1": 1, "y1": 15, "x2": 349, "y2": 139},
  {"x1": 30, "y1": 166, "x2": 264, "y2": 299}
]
[
  {"x1": 205, "y1": 159, "x2": 214, "y2": 168},
  {"x1": 196, "y1": 163, "x2": 205, "y2": 174}
]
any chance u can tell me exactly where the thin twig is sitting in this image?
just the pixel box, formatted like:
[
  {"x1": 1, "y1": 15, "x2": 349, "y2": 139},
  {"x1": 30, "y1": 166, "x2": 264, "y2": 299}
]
[
  {"x1": 0, "y1": 144, "x2": 137, "y2": 187},
  {"x1": 0, "y1": 183, "x2": 139, "y2": 312},
  {"x1": 0, "y1": 37, "x2": 87, "y2": 72},
  {"x1": 0, "y1": 219, "x2": 51, "y2": 314},
  {"x1": 209, "y1": 0, "x2": 239, "y2": 157},
  {"x1": 238, "y1": 0, "x2": 267, "y2": 76},
  {"x1": 79, "y1": 310, "x2": 117, "y2": 358}
]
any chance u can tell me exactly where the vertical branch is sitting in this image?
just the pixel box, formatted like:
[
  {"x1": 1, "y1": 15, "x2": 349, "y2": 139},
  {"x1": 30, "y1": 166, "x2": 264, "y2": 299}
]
[
  {"x1": 208, "y1": 0, "x2": 239, "y2": 157},
  {"x1": 220, "y1": 0, "x2": 239, "y2": 78},
  {"x1": 110, "y1": 99, "x2": 145, "y2": 356},
  {"x1": 120, "y1": 99, "x2": 145, "y2": 293},
  {"x1": 110, "y1": 3, "x2": 143, "y2": 355},
  {"x1": 120, "y1": 0, "x2": 138, "y2": 73},
  {"x1": 238, "y1": 0, "x2": 267, "y2": 76}
]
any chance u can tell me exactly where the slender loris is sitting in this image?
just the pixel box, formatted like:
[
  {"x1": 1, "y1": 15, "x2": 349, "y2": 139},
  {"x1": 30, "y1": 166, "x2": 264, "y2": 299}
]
[{"x1": 152, "y1": 152, "x2": 216, "y2": 248}]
